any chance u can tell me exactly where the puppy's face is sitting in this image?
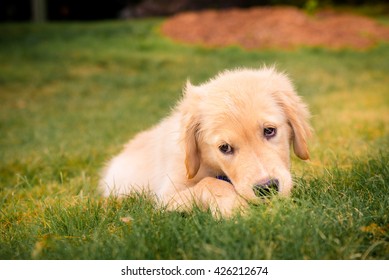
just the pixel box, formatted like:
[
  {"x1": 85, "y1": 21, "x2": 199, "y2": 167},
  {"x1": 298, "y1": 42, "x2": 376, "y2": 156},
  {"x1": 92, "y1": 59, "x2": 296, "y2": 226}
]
[
  {"x1": 181, "y1": 68, "x2": 311, "y2": 201},
  {"x1": 199, "y1": 99, "x2": 293, "y2": 200}
]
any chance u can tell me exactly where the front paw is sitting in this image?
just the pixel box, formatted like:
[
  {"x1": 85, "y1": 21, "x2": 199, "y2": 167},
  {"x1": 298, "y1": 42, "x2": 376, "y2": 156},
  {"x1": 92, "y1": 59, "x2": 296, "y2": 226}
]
[
  {"x1": 199, "y1": 177, "x2": 248, "y2": 218},
  {"x1": 213, "y1": 192, "x2": 248, "y2": 219}
]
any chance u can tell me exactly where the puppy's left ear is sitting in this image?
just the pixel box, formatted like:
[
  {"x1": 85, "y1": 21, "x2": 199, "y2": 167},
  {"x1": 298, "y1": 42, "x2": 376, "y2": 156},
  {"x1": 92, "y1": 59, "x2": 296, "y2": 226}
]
[{"x1": 273, "y1": 90, "x2": 312, "y2": 160}]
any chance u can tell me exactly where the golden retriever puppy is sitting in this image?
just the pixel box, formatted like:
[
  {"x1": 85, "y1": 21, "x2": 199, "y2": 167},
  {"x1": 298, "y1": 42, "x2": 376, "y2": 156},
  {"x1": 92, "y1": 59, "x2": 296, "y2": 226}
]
[{"x1": 100, "y1": 67, "x2": 311, "y2": 217}]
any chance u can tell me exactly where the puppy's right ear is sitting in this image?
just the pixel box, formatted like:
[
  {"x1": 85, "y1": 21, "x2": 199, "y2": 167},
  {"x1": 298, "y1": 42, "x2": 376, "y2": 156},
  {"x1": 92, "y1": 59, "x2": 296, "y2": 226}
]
[
  {"x1": 184, "y1": 117, "x2": 201, "y2": 179},
  {"x1": 181, "y1": 81, "x2": 202, "y2": 179}
]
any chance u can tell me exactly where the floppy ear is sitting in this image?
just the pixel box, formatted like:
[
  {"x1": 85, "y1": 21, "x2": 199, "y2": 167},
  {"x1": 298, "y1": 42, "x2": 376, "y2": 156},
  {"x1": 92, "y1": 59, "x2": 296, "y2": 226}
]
[
  {"x1": 181, "y1": 81, "x2": 202, "y2": 179},
  {"x1": 273, "y1": 90, "x2": 312, "y2": 160},
  {"x1": 184, "y1": 117, "x2": 201, "y2": 179}
]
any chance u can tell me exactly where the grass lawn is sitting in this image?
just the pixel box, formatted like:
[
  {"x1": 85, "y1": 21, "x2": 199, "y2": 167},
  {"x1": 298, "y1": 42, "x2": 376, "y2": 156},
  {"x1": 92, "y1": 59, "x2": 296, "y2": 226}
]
[{"x1": 0, "y1": 17, "x2": 388, "y2": 260}]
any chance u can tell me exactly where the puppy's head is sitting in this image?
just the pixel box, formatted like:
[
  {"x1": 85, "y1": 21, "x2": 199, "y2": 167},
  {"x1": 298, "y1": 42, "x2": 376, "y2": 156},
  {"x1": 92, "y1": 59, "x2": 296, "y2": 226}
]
[{"x1": 180, "y1": 67, "x2": 311, "y2": 201}]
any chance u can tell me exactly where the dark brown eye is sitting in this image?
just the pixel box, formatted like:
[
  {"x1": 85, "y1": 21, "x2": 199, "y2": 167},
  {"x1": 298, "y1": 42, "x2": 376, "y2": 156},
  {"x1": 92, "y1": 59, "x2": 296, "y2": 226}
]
[
  {"x1": 219, "y1": 143, "x2": 234, "y2": 155},
  {"x1": 264, "y1": 127, "x2": 277, "y2": 139}
]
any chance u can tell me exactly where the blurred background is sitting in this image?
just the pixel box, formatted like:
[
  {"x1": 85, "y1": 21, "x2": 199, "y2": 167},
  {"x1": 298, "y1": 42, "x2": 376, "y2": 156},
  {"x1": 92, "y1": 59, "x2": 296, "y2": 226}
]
[{"x1": 1, "y1": 0, "x2": 388, "y2": 22}]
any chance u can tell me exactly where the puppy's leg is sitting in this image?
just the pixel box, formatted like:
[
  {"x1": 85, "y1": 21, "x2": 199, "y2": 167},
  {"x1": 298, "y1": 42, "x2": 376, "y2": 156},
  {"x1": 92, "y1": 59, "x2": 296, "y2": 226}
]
[{"x1": 165, "y1": 177, "x2": 248, "y2": 218}]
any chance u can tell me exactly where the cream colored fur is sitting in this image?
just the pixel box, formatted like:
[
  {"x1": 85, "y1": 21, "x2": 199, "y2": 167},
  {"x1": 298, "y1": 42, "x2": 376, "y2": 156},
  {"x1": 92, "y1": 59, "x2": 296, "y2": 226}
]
[{"x1": 100, "y1": 67, "x2": 311, "y2": 218}]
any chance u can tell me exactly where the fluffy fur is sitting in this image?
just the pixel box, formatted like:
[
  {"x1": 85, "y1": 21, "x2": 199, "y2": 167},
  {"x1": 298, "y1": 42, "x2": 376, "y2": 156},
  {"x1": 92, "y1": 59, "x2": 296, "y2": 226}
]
[{"x1": 100, "y1": 67, "x2": 311, "y2": 217}]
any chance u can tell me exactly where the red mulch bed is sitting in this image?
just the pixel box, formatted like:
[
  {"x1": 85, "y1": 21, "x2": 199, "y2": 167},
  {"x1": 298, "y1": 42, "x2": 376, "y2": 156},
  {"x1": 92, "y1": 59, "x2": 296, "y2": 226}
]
[{"x1": 161, "y1": 6, "x2": 389, "y2": 50}]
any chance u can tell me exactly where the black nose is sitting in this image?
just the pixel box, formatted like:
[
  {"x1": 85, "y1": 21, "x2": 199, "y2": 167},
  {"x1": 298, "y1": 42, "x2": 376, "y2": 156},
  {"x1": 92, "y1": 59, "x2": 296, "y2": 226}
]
[{"x1": 253, "y1": 179, "x2": 279, "y2": 197}]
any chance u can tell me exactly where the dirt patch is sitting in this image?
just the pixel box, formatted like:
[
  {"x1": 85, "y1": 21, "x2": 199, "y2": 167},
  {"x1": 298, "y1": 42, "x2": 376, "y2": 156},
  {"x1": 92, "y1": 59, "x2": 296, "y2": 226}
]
[{"x1": 161, "y1": 6, "x2": 389, "y2": 50}]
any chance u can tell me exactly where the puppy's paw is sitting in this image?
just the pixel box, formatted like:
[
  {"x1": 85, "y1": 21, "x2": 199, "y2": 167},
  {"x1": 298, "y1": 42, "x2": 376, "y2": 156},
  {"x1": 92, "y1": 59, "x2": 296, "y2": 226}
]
[
  {"x1": 199, "y1": 177, "x2": 248, "y2": 219},
  {"x1": 211, "y1": 192, "x2": 248, "y2": 219}
]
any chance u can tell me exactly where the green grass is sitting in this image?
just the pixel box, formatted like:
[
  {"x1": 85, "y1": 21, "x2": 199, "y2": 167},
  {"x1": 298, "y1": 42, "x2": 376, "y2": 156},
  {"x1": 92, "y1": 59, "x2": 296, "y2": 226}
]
[{"x1": 0, "y1": 18, "x2": 388, "y2": 260}]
